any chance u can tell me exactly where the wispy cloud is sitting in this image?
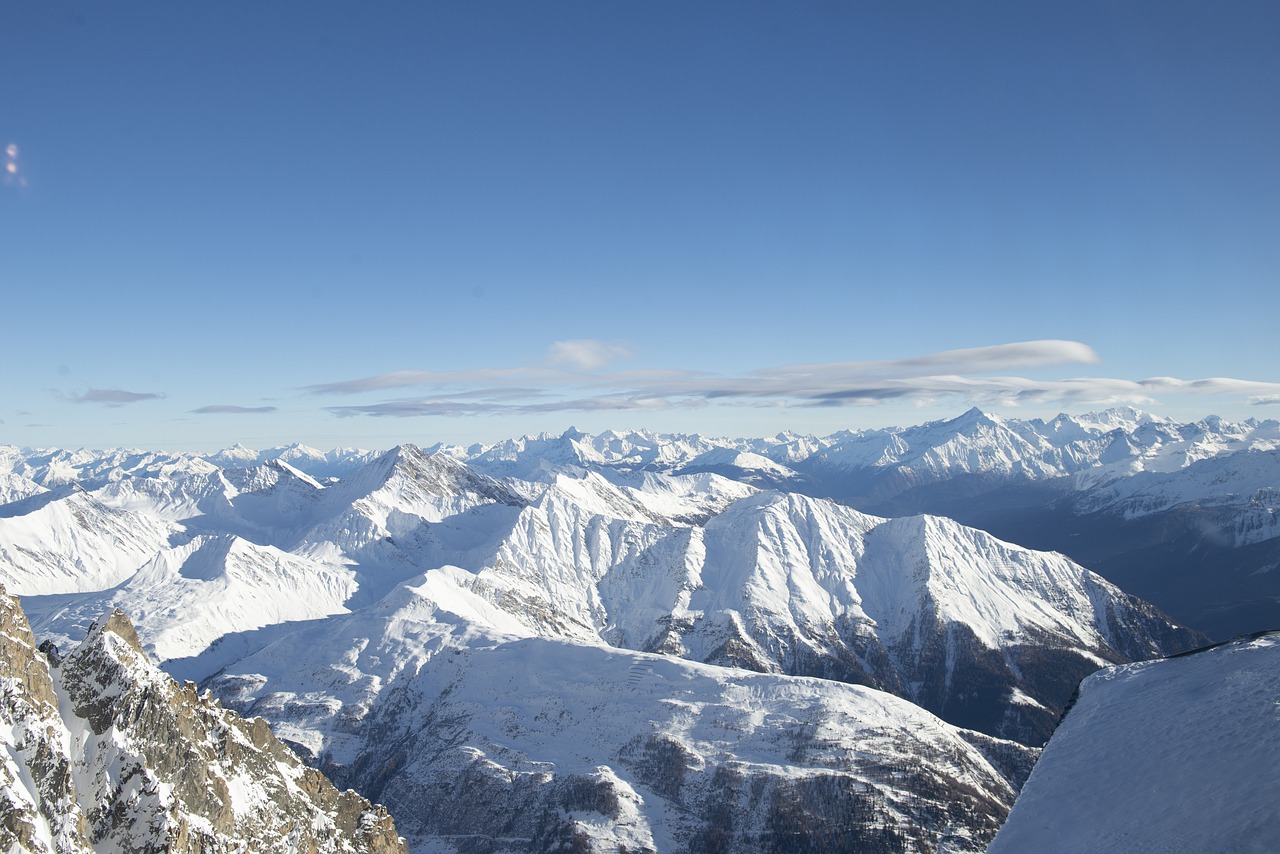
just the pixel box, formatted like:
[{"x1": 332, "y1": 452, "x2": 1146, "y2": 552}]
[
  {"x1": 327, "y1": 395, "x2": 696, "y2": 418},
  {"x1": 191, "y1": 404, "x2": 278, "y2": 414},
  {"x1": 752, "y1": 340, "x2": 1100, "y2": 382},
  {"x1": 1249, "y1": 395, "x2": 1280, "y2": 406},
  {"x1": 306, "y1": 367, "x2": 574, "y2": 395},
  {"x1": 69, "y1": 388, "x2": 166, "y2": 405},
  {"x1": 311, "y1": 338, "x2": 1280, "y2": 419}
]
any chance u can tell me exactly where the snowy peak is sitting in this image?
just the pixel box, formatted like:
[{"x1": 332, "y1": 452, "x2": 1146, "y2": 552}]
[
  {"x1": 207, "y1": 441, "x2": 259, "y2": 467},
  {"x1": 399, "y1": 472, "x2": 1199, "y2": 744},
  {"x1": 947, "y1": 405, "x2": 1003, "y2": 430},
  {"x1": 205, "y1": 443, "x2": 377, "y2": 480},
  {"x1": 337, "y1": 443, "x2": 522, "y2": 509},
  {"x1": 1072, "y1": 405, "x2": 1170, "y2": 433}
]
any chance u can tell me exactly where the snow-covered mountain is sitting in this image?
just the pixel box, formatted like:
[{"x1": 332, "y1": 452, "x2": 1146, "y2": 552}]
[
  {"x1": 988, "y1": 631, "x2": 1280, "y2": 853},
  {"x1": 0, "y1": 423, "x2": 1225, "y2": 851},
  {"x1": 7, "y1": 443, "x2": 1200, "y2": 746},
  {"x1": 396, "y1": 480, "x2": 1195, "y2": 744},
  {"x1": 212, "y1": 591, "x2": 1038, "y2": 852},
  {"x1": 0, "y1": 586, "x2": 406, "y2": 853},
  {"x1": 1065, "y1": 446, "x2": 1280, "y2": 545},
  {"x1": 428, "y1": 409, "x2": 1279, "y2": 638}
]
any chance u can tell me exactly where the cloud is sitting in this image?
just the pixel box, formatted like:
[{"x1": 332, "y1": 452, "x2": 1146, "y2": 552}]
[
  {"x1": 69, "y1": 388, "x2": 165, "y2": 405},
  {"x1": 190, "y1": 404, "x2": 278, "y2": 414},
  {"x1": 1139, "y1": 377, "x2": 1280, "y2": 395},
  {"x1": 1249, "y1": 395, "x2": 1280, "y2": 406},
  {"x1": 305, "y1": 368, "x2": 578, "y2": 395},
  {"x1": 306, "y1": 340, "x2": 640, "y2": 395},
  {"x1": 543, "y1": 339, "x2": 635, "y2": 371},
  {"x1": 326, "y1": 395, "x2": 697, "y2": 419},
  {"x1": 308, "y1": 338, "x2": 1280, "y2": 420},
  {"x1": 752, "y1": 340, "x2": 1100, "y2": 384},
  {"x1": 614, "y1": 341, "x2": 1104, "y2": 402}
]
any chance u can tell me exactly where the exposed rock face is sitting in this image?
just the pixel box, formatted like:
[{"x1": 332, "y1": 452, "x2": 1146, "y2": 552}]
[{"x1": 0, "y1": 585, "x2": 406, "y2": 853}]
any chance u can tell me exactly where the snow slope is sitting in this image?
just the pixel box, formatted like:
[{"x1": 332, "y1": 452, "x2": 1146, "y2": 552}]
[
  {"x1": 988, "y1": 632, "x2": 1280, "y2": 854},
  {"x1": 0, "y1": 491, "x2": 176, "y2": 595}
]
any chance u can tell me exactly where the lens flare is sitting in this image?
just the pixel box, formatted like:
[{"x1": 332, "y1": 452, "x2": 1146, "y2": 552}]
[{"x1": 4, "y1": 142, "x2": 24, "y2": 187}]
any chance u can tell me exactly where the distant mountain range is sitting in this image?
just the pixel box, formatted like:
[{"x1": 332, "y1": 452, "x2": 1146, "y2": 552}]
[
  {"x1": 0, "y1": 409, "x2": 1243, "y2": 851},
  {"x1": 425, "y1": 407, "x2": 1279, "y2": 639}
]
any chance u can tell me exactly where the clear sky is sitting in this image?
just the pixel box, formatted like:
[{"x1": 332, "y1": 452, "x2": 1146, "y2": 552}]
[{"x1": 3, "y1": 1, "x2": 1278, "y2": 452}]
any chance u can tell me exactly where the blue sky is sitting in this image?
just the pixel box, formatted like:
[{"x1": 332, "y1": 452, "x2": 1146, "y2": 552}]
[{"x1": 2, "y1": 1, "x2": 1278, "y2": 451}]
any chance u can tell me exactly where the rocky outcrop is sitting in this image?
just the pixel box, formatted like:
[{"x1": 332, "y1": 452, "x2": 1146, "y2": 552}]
[
  {"x1": 0, "y1": 588, "x2": 91, "y2": 854},
  {"x1": 0, "y1": 585, "x2": 407, "y2": 853}
]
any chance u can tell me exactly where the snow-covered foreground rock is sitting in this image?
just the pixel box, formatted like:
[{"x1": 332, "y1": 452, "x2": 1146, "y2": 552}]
[
  {"x1": 0, "y1": 585, "x2": 406, "y2": 853},
  {"x1": 988, "y1": 632, "x2": 1280, "y2": 854}
]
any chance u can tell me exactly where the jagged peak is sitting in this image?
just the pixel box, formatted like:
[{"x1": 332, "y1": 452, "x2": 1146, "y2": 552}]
[
  {"x1": 335, "y1": 442, "x2": 523, "y2": 512},
  {"x1": 93, "y1": 607, "x2": 147, "y2": 655}
]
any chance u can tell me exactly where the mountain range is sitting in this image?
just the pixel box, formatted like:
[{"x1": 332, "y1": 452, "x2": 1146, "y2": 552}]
[
  {"x1": 1, "y1": 407, "x2": 1270, "y2": 851},
  {"x1": 432, "y1": 407, "x2": 1280, "y2": 639}
]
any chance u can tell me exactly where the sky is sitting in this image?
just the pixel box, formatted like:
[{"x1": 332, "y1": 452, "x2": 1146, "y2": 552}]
[{"x1": 2, "y1": 1, "x2": 1278, "y2": 452}]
